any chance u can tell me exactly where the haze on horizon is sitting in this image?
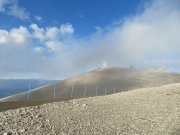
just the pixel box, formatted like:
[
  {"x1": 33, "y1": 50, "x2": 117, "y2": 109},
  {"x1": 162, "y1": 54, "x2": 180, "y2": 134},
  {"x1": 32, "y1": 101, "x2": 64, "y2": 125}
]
[{"x1": 0, "y1": 0, "x2": 180, "y2": 80}]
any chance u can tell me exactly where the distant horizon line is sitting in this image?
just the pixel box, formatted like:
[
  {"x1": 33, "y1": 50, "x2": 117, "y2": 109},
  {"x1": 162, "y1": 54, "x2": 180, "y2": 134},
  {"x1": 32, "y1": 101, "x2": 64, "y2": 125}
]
[{"x1": 0, "y1": 66, "x2": 179, "y2": 80}]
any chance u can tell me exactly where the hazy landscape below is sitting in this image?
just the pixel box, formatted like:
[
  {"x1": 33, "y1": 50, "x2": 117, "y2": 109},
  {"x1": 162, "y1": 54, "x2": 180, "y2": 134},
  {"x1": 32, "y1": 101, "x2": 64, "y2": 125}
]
[{"x1": 0, "y1": 79, "x2": 56, "y2": 98}]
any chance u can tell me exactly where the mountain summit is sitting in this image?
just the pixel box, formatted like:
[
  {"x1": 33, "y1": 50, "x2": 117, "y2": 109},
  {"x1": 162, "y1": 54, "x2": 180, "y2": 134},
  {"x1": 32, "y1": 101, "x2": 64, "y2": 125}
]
[{"x1": 1, "y1": 67, "x2": 180, "y2": 102}]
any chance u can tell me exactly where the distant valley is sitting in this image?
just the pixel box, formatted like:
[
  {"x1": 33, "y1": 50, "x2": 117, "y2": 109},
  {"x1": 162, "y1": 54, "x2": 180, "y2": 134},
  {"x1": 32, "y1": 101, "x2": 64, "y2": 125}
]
[{"x1": 0, "y1": 79, "x2": 57, "y2": 98}]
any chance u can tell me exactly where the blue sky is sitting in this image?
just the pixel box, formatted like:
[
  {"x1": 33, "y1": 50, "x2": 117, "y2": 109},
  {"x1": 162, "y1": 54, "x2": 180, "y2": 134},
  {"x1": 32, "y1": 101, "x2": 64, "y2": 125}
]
[
  {"x1": 0, "y1": 0, "x2": 141, "y2": 36},
  {"x1": 0, "y1": 0, "x2": 180, "y2": 79}
]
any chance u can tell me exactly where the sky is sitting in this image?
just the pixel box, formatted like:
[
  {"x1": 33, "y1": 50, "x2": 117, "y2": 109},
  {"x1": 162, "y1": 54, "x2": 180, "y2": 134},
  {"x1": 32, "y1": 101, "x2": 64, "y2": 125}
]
[{"x1": 0, "y1": 0, "x2": 180, "y2": 79}]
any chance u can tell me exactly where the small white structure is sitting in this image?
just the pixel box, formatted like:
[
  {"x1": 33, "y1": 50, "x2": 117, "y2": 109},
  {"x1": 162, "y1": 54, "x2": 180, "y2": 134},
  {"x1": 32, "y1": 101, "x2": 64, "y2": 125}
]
[{"x1": 102, "y1": 61, "x2": 108, "y2": 68}]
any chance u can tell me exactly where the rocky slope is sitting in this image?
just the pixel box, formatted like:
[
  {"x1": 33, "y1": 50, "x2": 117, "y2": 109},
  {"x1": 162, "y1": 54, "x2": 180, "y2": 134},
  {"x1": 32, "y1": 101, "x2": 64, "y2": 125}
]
[
  {"x1": 0, "y1": 83, "x2": 180, "y2": 135},
  {"x1": 1, "y1": 67, "x2": 180, "y2": 102}
]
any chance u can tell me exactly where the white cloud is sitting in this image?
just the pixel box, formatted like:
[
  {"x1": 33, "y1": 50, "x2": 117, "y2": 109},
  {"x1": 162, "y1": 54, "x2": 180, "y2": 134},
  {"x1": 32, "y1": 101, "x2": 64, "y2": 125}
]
[
  {"x1": 8, "y1": 4, "x2": 29, "y2": 20},
  {"x1": 45, "y1": 27, "x2": 60, "y2": 40},
  {"x1": 9, "y1": 26, "x2": 30, "y2": 44},
  {"x1": 59, "y1": 23, "x2": 74, "y2": 35},
  {"x1": 30, "y1": 24, "x2": 45, "y2": 41},
  {"x1": 1, "y1": 0, "x2": 180, "y2": 79},
  {"x1": 30, "y1": 23, "x2": 74, "y2": 41},
  {"x1": 0, "y1": 0, "x2": 29, "y2": 20},
  {"x1": 0, "y1": 29, "x2": 8, "y2": 44},
  {"x1": 34, "y1": 15, "x2": 42, "y2": 21},
  {"x1": 0, "y1": 26, "x2": 30, "y2": 46},
  {"x1": 45, "y1": 40, "x2": 63, "y2": 52},
  {"x1": 115, "y1": 0, "x2": 180, "y2": 65},
  {"x1": 33, "y1": 47, "x2": 44, "y2": 54},
  {"x1": 71, "y1": 0, "x2": 180, "y2": 72}
]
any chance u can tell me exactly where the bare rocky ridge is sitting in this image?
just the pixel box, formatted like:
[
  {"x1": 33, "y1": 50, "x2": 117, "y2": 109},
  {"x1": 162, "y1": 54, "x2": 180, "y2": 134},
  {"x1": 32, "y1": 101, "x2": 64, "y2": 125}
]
[
  {"x1": 1, "y1": 67, "x2": 180, "y2": 102},
  {"x1": 0, "y1": 83, "x2": 180, "y2": 135}
]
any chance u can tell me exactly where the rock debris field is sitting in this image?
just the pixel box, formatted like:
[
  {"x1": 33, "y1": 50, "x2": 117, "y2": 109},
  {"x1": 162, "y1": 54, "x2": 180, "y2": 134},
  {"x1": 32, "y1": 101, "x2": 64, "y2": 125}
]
[{"x1": 0, "y1": 83, "x2": 180, "y2": 135}]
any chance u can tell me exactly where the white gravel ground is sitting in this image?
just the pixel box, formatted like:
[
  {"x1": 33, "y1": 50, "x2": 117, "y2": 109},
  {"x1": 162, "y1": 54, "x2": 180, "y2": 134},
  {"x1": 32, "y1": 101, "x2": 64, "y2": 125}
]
[{"x1": 0, "y1": 83, "x2": 180, "y2": 135}]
